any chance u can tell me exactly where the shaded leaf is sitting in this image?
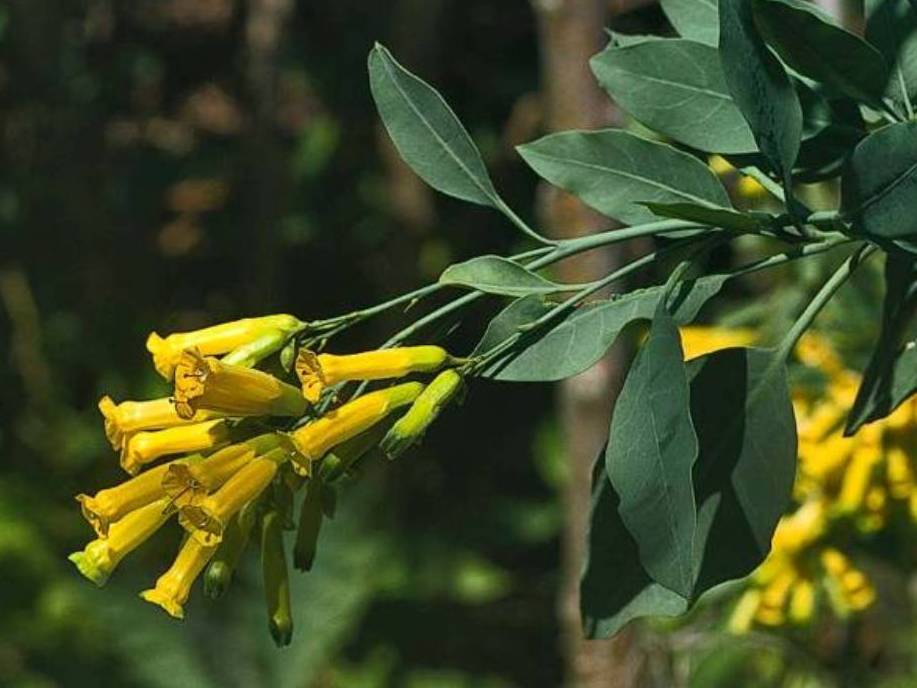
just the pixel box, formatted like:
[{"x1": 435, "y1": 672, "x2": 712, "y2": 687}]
[
  {"x1": 591, "y1": 39, "x2": 757, "y2": 155},
  {"x1": 368, "y1": 43, "x2": 499, "y2": 208},
  {"x1": 605, "y1": 307, "x2": 698, "y2": 597},
  {"x1": 440, "y1": 255, "x2": 565, "y2": 297},
  {"x1": 865, "y1": 0, "x2": 917, "y2": 116},
  {"x1": 581, "y1": 459, "x2": 688, "y2": 639},
  {"x1": 687, "y1": 347, "x2": 797, "y2": 596},
  {"x1": 719, "y1": 0, "x2": 802, "y2": 185},
  {"x1": 846, "y1": 254, "x2": 917, "y2": 433},
  {"x1": 642, "y1": 202, "x2": 764, "y2": 233},
  {"x1": 478, "y1": 274, "x2": 729, "y2": 381},
  {"x1": 841, "y1": 121, "x2": 917, "y2": 240},
  {"x1": 661, "y1": 0, "x2": 719, "y2": 46},
  {"x1": 754, "y1": 0, "x2": 890, "y2": 108},
  {"x1": 518, "y1": 129, "x2": 731, "y2": 225}
]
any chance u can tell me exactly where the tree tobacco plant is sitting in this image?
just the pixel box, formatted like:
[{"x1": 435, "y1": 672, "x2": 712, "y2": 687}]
[{"x1": 71, "y1": 0, "x2": 917, "y2": 645}]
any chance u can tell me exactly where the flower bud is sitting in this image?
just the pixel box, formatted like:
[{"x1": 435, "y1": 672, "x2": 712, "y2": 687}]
[
  {"x1": 295, "y1": 345, "x2": 449, "y2": 402},
  {"x1": 293, "y1": 476, "x2": 324, "y2": 572},
  {"x1": 173, "y1": 348, "x2": 308, "y2": 420},
  {"x1": 317, "y1": 421, "x2": 390, "y2": 483},
  {"x1": 261, "y1": 510, "x2": 293, "y2": 647},
  {"x1": 380, "y1": 369, "x2": 463, "y2": 460},
  {"x1": 147, "y1": 314, "x2": 305, "y2": 379},
  {"x1": 203, "y1": 501, "x2": 258, "y2": 599}
]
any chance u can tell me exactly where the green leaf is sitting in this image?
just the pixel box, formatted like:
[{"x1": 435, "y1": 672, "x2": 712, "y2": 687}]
[
  {"x1": 865, "y1": 0, "x2": 917, "y2": 116},
  {"x1": 642, "y1": 202, "x2": 764, "y2": 233},
  {"x1": 842, "y1": 121, "x2": 917, "y2": 241},
  {"x1": 517, "y1": 129, "x2": 731, "y2": 225},
  {"x1": 846, "y1": 254, "x2": 917, "y2": 434},
  {"x1": 591, "y1": 39, "x2": 757, "y2": 155},
  {"x1": 687, "y1": 347, "x2": 796, "y2": 595},
  {"x1": 368, "y1": 43, "x2": 500, "y2": 208},
  {"x1": 661, "y1": 0, "x2": 719, "y2": 46},
  {"x1": 605, "y1": 307, "x2": 698, "y2": 597},
  {"x1": 439, "y1": 255, "x2": 565, "y2": 297},
  {"x1": 477, "y1": 274, "x2": 729, "y2": 381},
  {"x1": 754, "y1": 0, "x2": 890, "y2": 108},
  {"x1": 580, "y1": 460, "x2": 688, "y2": 639},
  {"x1": 792, "y1": 94, "x2": 866, "y2": 183},
  {"x1": 719, "y1": 0, "x2": 803, "y2": 185}
]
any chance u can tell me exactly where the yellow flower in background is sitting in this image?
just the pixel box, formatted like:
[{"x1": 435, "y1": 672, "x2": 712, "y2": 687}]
[
  {"x1": 98, "y1": 396, "x2": 220, "y2": 450},
  {"x1": 295, "y1": 345, "x2": 449, "y2": 402},
  {"x1": 708, "y1": 155, "x2": 734, "y2": 177},
  {"x1": 679, "y1": 326, "x2": 756, "y2": 360},
  {"x1": 140, "y1": 536, "x2": 217, "y2": 619},
  {"x1": 179, "y1": 450, "x2": 287, "y2": 546},
  {"x1": 289, "y1": 382, "x2": 424, "y2": 471},
  {"x1": 120, "y1": 419, "x2": 232, "y2": 475},
  {"x1": 173, "y1": 348, "x2": 307, "y2": 420},
  {"x1": 146, "y1": 314, "x2": 304, "y2": 379},
  {"x1": 707, "y1": 155, "x2": 767, "y2": 200},
  {"x1": 70, "y1": 497, "x2": 173, "y2": 586}
]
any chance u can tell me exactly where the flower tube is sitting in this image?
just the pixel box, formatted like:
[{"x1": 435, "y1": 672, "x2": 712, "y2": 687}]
[
  {"x1": 98, "y1": 396, "x2": 220, "y2": 450},
  {"x1": 120, "y1": 419, "x2": 231, "y2": 475},
  {"x1": 140, "y1": 536, "x2": 217, "y2": 619}
]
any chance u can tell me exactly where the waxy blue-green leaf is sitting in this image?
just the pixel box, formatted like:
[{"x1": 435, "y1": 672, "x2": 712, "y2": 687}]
[
  {"x1": 517, "y1": 129, "x2": 732, "y2": 225},
  {"x1": 581, "y1": 458, "x2": 689, "y2": 639},
  {"x1": 754, "y1": 0, "x2": 890, "y2": 108},
  {"x1": 865, "y1": 0, "x2": 917, "y2": 116},
  {"x1": 605, "y1": 307, "x2": 698, "y2": 597},
  {"x1": 439, "y1": 255, "x2": 565, "y2": 297},
  {"x1": 719, "y1": 0, "x2": 802, "y2": 185},
  {"x1": 661, "y1": 0, "x2": 719, "y2": 46},
  {"x1": 687, "y1": 347, "x2": 797, "y2": 594},
  {"x1": 842, "y1": 121, "x2": 917, "y2": 240},
  {"x1": 846, "y1": 255, "x2": 917, "y2": 434},
  {"x1": 642, "y1": 202, "x2": 764, "y2": 233},
  {"x1": 368, "y1": 43, "x2": 500, "y2": 208},
  {"x1": 477, "y1": 273, "x2": 729, "y2": 381},
  {"x1": 591, "y1": 40, "x2": 757, "y2": 155}
]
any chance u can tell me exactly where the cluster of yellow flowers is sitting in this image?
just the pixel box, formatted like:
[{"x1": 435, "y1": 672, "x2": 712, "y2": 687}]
[
  {"x1": 70, "y1": 315, "x2": 463, "y2": 644},
  {"x1": 719, "y1": 331, "x2": 916, "y2": 632}
]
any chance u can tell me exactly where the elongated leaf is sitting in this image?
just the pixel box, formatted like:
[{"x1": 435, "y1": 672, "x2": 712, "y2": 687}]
[
  {"x1": 518, "y1": 129, "x2": 731, "y2": 225},
  {"x1": 865, "y1": 0, "x2": 917, "y2": 115},
  {"x1": 719, "y1": 0, "x2": 802, "y2": 185},
  {"x1": 368, "y1": 43, "x2": 500, "y2": 207},
  {"x1": 754, "y1": 0, "x2": 890, "y2": 108},
  {"x1": 478, "y1": 274, "x2": 729, "y2": 381},
  {"x1": 591, "y1": 40, "x2": 757, "y2": 155},
  {"x1": 605, "y1": 307, "x2": 698, "y2": 597},
  {"x1": 846, "y1": 255, "x2": 917, "y2": 434},
  {"x1": 439, "y1": 255, "x2": 565, "y2": 297},
  {"x1": 687, "y1": 347, "x2": 797, "y2": 595},
  {"x1": 642, "y1": 202, "x2": 763, "y2": 233},
  {"x1": 842, "y1": 121, "x2": 917, "y2": 241},
  {"x1": 581, "y1": 458, "x2": 688, "y2": 639},
  {"x1": 661, "y1": 0, "x2": 719, "y2": 46}
]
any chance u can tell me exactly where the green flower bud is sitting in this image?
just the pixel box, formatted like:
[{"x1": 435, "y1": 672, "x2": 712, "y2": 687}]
[
  {"x1": 317, "y1": 420, "x2": 391, "y2": 484},
  {"x1": 380, "y1": 369, "x2": 463, "y2": 460},
  {"x1": 203, "y1": 500, "x2": 257, "y2": 599},
  {"x1": 221, "y1": 329, "x2": 290, "y2": 368},
  {"x1": 293, "y1": 476, "x2": 324, "y2": 572},
  {"x1": 261, "y1": 510, "x2": 293, "y2": 647}
]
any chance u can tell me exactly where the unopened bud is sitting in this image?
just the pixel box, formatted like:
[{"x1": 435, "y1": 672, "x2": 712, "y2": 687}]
[
  {"x1": 293, "y1": 476, "x2": 324, "y2": 571},
  {"x1": 380, "y1": 369, "x2": 463, "y2": 460},
  {"x1": 261, "y1": 510, "x2": 293, "y2": 647},
  {"x1": 203, "y1": 501, "x2": 258, "y2": 599}
]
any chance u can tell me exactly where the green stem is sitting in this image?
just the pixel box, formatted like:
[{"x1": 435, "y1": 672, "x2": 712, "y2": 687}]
[
  {"x1": 494, "y1": 197, "x2": 559, "y2": 246},
  {"x1": 775, "y1": 243, "x2": 875, "y2": 362}
]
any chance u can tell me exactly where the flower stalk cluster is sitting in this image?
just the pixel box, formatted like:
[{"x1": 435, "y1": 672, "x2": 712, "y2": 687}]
[{"x1": 70, "y1": 314, "x2": 464, "y2": 645}]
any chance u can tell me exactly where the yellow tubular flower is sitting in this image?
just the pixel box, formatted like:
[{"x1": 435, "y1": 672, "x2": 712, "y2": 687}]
[
  {"x1": 678, "y1": 326, "x2": 756, "y2": 360},
  {"x1": 770, "y1": 500, "x2": 826, "y2": 555},
  {"x1": 76, "y1": 458, "x2": 194, "y2": 537},
  {"x1": 98, "y1": 395, "x2": 220, "y2": 450},
  {"x1": 147, "y1": 314, "x2": 305, "y2": 379},
  {"x1": 163, "y1": 433, "x2": 288, "y2": 508},
  {"x1": 120, "y1": 419, "x2": 231, "y2": 475},
  {"x1": 140, "y1": 536, "x2": 217, "y2": 619},
  {"x1": 789, "y1": 578, "x2": 816, "y2": 625},
  {"x1": 295, "y1": 346, "x2": 449, "y2": 402},
  {"x1": 173, "y1": 348, "x2": 307, "y2": 420},
  {"x1": 886, "y1": 446, "x2": 914, "y2": 499},
  {"x1": 756, "y1": 567, "x2": 797, "y2": 626},
  {"x1": 69, "y1": 497, "x2": 174, "y2": 586},
  {"x1": 289, "y1": 382, "x2": 425, "y2": 472},
  {"x1": 728, "y1": 589, "x2": 762, "y2": 634},
  {"x1": 795, "y1": 333, "x2": 845, "y2": 377},
  {"x1": 708, "y1": 155, "x2": 734, "y2": 176},
  {"x1": 736, "y1": 175, "x2": 767, "y2": 200},
  {"x1": 836, "y1": 446, "x2": 880, "y2": 513},
  {"x1": 179, "y1": 450, "x2": 286, "y2": 546}
]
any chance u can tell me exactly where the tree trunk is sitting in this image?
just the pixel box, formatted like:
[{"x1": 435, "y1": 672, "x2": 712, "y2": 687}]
[{"x1": 530, "y1": 1, "x2": 641, "y2": 686}]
